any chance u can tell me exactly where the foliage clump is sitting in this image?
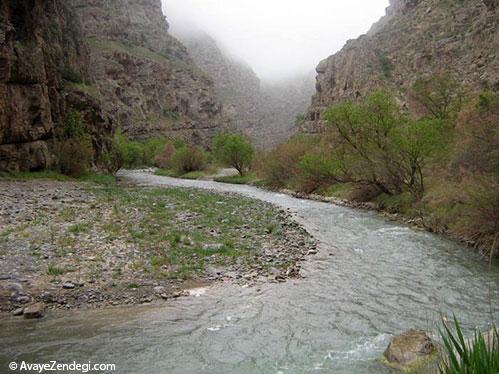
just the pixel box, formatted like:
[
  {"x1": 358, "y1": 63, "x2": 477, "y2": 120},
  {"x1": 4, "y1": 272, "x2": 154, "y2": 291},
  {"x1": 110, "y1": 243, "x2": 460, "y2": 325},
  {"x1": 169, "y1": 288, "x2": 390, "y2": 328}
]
[{"x1": 214, "y1": 133, "x2": 255, "y2": 176}]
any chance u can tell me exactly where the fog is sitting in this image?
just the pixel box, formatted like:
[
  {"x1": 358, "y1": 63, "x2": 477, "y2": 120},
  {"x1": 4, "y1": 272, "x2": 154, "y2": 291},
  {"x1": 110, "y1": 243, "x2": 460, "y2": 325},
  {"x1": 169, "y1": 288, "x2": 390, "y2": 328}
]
[{"x1": 162, "y1": 0, "x2": 389, "y2": 82}]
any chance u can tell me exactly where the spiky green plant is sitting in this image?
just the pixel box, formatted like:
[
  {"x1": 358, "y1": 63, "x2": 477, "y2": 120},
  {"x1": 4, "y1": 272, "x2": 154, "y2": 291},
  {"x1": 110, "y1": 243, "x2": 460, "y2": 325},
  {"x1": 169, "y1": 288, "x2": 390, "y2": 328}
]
[{"x1": 439, "y1": 316, "x2": 499, "y2": 373}]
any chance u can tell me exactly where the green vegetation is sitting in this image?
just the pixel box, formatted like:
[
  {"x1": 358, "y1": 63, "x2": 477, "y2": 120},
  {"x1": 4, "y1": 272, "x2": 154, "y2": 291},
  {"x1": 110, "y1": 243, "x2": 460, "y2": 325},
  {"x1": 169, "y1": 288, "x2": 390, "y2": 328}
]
[
  {"x1": 90, "y1": 186, "x2": 286, "y2": 279},
  {"x1": 214, "y1": 173, "x2": 258, "y2": 185},
  {"x1": 255, "y1": 74, "x2": 498, "y2": 256},
  {"x1": 46, "y1": 264, "x2": 67, "y2": 276},
  {"x1": 214, "y1": 133, "x2": 255, "y2": 176},
  {"x1": 114, "y1": 130, "x2": 170, "y2": 169},
  {"x1": 439, "y1": 317, "x2": 498, "y2": 373},
  {"x1": 169, "y1": 146, "x2": 207, "y2": 174},
  {"x1": 62, "y1": 65, "x2": 83, "y2": 84}
]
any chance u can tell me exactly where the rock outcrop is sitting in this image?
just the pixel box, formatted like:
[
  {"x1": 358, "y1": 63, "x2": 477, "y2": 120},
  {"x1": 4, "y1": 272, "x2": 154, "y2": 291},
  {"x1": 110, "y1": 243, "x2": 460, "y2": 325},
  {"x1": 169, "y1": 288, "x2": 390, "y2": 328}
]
[
  {"x1": 302, "y1": 0, "x2": 499, "y2": 133},
  {"x1": 180, "y1": 31, "x2": 314, "y2": 148},
  {"x1": 0, "y1": 0, "x2": 114, "y2": 171},
  {"x1": 71, "y1": 0, "x2": 227, "y2": 146}
]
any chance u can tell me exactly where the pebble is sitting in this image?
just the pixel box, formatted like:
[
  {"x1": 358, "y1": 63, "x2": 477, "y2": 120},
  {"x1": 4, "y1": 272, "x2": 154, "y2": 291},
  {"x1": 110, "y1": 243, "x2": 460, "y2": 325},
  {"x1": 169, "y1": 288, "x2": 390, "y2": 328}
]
[{"x1": 62, "y1": 282, "x2": 76, "y2": 289}]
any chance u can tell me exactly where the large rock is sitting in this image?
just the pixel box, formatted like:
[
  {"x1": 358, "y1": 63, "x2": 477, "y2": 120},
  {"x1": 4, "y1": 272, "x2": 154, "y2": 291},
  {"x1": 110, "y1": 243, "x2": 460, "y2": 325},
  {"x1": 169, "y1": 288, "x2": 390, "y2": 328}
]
[
  {"x1": 23, "y1": 303, "x2": 45, "y2": 319},
  {"x1": 383, "y1": 329, "x2": 436, "y2": 371},
  {"x1": 302, "y1": 0, "x2": 499, "y2": 133}
]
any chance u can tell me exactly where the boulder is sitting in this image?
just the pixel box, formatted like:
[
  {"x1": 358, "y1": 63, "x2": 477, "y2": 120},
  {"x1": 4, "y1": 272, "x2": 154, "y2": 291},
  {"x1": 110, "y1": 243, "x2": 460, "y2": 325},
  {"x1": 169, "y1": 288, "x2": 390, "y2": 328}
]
[
  {"x1": 23, "y1": 303, "x2": 45, "y2": 319},
  {"x1": 383, "y1": 329, "x2": 436, "y2": 371}
]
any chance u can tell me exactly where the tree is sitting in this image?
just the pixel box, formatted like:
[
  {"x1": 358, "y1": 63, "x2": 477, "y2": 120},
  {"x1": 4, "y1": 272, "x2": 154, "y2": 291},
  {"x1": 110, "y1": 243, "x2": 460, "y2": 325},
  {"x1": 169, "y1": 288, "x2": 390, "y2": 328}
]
[
  {"x1": 324, "y1": 91, "x2": 446, "y2": 197},
  {"x1": 411, "y1": 73, "x2": 466, "y2": 121},
  {"x1": 214, "y1": 133, "x2": 255, "y2": 176}
]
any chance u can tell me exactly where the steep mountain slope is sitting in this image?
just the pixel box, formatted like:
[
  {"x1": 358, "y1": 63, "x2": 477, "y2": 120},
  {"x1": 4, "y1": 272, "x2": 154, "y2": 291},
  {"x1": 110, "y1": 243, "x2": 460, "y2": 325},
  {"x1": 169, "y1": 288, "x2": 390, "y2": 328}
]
[
  {"x1": 0, "y1": 0, "x2": 113, "y2": 172},
  {"x1": 302, "y1": 0, "x2": 499, "y2": 132},
  {"x1": 179, "y1": 32, "x2": 314, "y2": 148},
  {"x1": 71, "y1": 0, "x2": 227, "y2": 146}
]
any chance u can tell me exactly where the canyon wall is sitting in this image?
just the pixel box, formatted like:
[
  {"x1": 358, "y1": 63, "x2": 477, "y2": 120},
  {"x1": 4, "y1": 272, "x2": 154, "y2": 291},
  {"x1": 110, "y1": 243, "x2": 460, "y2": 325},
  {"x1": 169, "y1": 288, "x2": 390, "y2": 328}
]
[
  {"x1": 302, "y1": 0, "x2": 499, "y2": 132},
  {"x1": 0, "y1": 0, "x2": 113, "y2": 171},
  {"x1": 180, "y1": 32, "x2": 314, "y2": 148},
  {"x1": 71, "y1": 0, "x2": 227, "y2": 146}
]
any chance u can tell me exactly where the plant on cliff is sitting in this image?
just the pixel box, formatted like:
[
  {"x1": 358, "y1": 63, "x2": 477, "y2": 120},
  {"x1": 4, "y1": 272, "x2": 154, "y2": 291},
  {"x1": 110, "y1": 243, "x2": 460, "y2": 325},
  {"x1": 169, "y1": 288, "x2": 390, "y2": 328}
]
[
  {"x1": 214, "y1": 133, "x2": 255, "y2": 176},
  {"x1": 53, "y1": 110, "x2": 94, "y2": 177},
  {"x1": 411, "y1": 73, "x2": 466, "y2": 121}
]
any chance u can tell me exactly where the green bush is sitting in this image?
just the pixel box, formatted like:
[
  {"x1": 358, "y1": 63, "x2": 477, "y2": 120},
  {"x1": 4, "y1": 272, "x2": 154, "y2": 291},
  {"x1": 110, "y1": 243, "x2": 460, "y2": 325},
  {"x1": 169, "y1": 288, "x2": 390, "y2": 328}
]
[
  {"x1": 170, "y1": 146, "x2": 206, "y2": 174},
  {"x1": 113, "y1": 130, "x2": 170, "y2": 168},
  {"x1": 214, "y1": 133, "x2": 255, "y2": 176},
  {"x1": 62, "y1": 65, "x2": 83, "y2": 84}
]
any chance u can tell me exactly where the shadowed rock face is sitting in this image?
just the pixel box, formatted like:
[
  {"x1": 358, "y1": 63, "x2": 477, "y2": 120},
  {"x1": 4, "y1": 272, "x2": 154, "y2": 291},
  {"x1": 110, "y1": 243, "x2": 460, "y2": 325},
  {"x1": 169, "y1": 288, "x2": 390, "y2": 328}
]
[
  {"x1": 71, "y1": 0, "x2": 228, "y2": 146},
  {"x1": 302, "y1": 0, "x2": 499, "y2": 133},
  {"x1": 0, "y1": 0, "x2": 113, "y2": 172},
  {"x1": 180, "y1": 31, "x2": 315, "y2": 149}
]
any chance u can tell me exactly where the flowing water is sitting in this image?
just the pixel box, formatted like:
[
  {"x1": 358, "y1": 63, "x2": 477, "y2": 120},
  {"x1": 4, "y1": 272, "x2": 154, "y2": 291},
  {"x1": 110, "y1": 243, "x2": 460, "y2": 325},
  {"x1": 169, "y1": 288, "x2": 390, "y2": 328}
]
[{"x1": 1, "y1": 171, "x2": 497, "y2": 373}]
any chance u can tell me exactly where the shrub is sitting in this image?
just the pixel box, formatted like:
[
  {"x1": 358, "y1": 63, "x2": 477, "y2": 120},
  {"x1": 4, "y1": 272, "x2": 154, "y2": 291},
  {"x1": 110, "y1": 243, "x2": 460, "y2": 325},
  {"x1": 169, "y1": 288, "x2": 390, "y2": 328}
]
[
  {"x1": 256, "y1": 135, "x2": 317, "y2": 188},
  {"x1": 113, "y1": 130, "x2": 171, "y2": 168},
  {"x1": 61, "y1": 110, "x2": 86, "y2": 139},
  {"x1": 411, "y1": 73, "x2": 466, "y2": 120},
  {"x1": 457, "y1": 174, "x2": 499, "y2": 257},
  {"x1": 62, "y1": 65, "x2": 83, "y2": 84},
  {"x1": 154, "y1": 143, "x2": 176, "y2": 168},
  {"x1": 170, "y1": 146, "x2": 206, "y2": 174},
  {"x1": 214, "y1": 133, "x2": 255, "y2": 176},
  {"x1": 453, "y1": 91, "x2": 499, "y2": 175},
  {"x1": 57, "y1": 136, "x2": 94, "y2": 177},
  {"x1": 296, "y1": 150, "x2": 341, "y2": 193}
]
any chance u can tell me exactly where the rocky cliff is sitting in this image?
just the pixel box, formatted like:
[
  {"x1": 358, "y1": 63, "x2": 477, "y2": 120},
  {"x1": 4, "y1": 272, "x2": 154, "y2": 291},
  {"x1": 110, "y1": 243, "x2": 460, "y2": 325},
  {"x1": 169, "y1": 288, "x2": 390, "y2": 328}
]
[
  {"x1": 302, "y1": 0, "x2": 499, "y2": 132},
  {"x1": 0, "y1": 0, "x2": 113, "y2": 171},
  {"x1": 71, "y1": 0, "x2": 227, "y2": 146},
  {"x1": 180, "y1": 32, "x2": 314, "y2": 148}
]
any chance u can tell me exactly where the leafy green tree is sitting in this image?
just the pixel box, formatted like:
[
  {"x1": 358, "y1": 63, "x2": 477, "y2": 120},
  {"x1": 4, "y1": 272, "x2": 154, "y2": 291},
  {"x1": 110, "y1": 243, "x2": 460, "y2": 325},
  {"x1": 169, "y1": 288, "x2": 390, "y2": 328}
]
[
  {"x1": 214, "y1": 133, "x2": 255, "y2": 176},
  {"x1": 325, "y1": 91, "x2": 446, "y2": 197}
]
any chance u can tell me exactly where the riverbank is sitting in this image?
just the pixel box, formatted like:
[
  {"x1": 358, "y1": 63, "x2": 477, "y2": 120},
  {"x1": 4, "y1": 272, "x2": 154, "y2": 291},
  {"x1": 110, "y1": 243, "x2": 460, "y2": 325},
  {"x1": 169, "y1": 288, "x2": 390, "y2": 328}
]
[
  {"x1": 214, "y1": 172, "x2": 496, "y2": 260},
  {"x1": 0, "y1": 177, "x2": 316, "y2": 315}
]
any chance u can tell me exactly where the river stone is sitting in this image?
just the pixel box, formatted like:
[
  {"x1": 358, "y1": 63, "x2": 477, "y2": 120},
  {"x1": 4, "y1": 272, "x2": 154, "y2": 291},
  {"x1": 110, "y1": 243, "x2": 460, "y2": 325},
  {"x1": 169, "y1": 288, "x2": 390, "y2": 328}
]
[
  {"x1": 383, "y1": 329, "x2": 435, "y2": 371},
  {"x1": 12, "y1": 308, "x2": 24, "y2": 316},
  {"x1": 23, "y1": 303, "x2": 45, "y2": 319}
]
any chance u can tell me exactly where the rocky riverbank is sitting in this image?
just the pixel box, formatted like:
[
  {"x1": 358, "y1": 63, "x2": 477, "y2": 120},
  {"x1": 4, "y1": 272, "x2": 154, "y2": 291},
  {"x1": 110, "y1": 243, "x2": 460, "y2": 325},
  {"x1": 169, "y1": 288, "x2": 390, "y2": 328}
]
[
  {"x1": 275, "y1": 188, "x2": 490, "y2": 258},
  {"x1": 0, "y1": 178, "x2": 316, "y2": 316}
]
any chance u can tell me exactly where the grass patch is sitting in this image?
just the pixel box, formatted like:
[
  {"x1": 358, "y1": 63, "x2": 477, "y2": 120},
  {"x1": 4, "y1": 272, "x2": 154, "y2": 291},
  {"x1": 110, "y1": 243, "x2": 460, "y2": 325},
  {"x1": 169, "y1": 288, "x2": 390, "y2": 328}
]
[
  {"x1": 214, "y1": 173, "x2": 258, "y2": 185},
  {"x1": 46, "y1": 264, "x2": 66, "y2": 276},
  {"x1": 154, "y1": 169, "x2": 179, "y2": 177},
  {"x1": 439, "y1": 316, "x2": 499, "y2": 373},
  {"x1": 180, "y1": 171, "x2": 207, "y2": 180},
  {"x1": 67, "y1": 223, "x2": 91, "y2": 235},
  {"x1": 65, "y1": 82, "x2": 101, "y2": 99}
]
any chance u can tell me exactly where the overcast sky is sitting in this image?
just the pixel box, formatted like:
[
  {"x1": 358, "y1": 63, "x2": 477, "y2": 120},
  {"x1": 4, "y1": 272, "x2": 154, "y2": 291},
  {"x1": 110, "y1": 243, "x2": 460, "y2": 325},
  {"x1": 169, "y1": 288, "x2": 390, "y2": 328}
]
[{"x1": 162, "y1": 0, "x2": 389, "y2": 82}]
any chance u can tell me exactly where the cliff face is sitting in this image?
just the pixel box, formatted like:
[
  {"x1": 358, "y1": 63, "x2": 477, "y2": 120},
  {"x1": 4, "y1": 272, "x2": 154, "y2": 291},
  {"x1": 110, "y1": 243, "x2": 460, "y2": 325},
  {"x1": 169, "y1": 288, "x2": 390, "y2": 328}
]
[
  {"x1": 302, "y1": 0, "x2": 499, "y2": 132},
  {"x1": 180, "y1": 32, "x2": 314, "y2": 148},
  {"x1": 0, "y1": 0, "x2": 113, "y2": 171},
  {"x1": 71, "y1": 0, "x2": 227, "y2": 146}
]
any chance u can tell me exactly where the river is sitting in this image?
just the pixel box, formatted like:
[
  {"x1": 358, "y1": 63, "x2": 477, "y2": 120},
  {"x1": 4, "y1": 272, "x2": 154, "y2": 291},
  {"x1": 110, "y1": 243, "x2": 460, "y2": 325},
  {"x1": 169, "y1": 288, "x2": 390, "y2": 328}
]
[{"x1": 1, "y1": 171, "x2": 497, "y2": 373}]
